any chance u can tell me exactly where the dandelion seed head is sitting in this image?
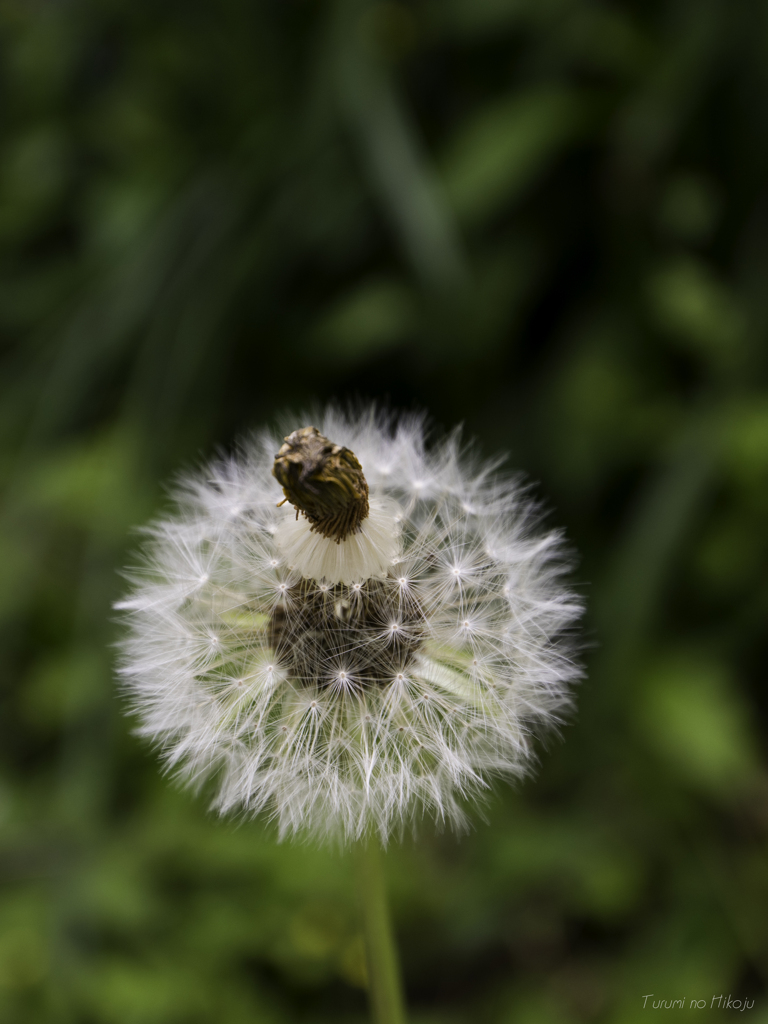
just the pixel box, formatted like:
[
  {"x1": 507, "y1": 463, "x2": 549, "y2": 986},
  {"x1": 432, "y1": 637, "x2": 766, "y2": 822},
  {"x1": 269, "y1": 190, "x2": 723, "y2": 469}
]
[{"x1": 115, "y1": 408, "x2": 582, "y2": 844}]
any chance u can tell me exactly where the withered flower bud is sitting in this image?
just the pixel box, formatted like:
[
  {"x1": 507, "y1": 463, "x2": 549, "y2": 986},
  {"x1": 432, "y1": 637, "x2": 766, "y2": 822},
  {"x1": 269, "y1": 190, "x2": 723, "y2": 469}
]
[{"x1": 273, "y1": 426, "x2": 369, "y2": 542}]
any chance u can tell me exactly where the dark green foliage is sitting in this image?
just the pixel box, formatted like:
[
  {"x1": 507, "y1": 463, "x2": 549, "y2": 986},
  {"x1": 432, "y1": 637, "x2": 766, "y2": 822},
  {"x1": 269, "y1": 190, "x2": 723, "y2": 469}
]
[{"x1": 1, "y1": 0, "x2": 767, "y2": 1020}]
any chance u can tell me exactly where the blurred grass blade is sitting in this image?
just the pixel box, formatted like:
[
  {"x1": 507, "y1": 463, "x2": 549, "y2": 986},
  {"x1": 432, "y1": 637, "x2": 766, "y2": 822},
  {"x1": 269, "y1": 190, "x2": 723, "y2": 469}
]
[
  {"x1": 332, "y1": 0, "x2": 468, "y2": 292},
  {"x1": 593, "y1": 411, "x2": 720, "y2": 710}
]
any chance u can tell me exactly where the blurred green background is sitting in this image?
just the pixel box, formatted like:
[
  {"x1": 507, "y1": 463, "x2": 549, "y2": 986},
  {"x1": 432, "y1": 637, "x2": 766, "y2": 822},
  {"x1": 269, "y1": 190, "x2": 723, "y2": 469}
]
[{"x1": 1, "y1": 0, "x2": 767, "y2": 1021}]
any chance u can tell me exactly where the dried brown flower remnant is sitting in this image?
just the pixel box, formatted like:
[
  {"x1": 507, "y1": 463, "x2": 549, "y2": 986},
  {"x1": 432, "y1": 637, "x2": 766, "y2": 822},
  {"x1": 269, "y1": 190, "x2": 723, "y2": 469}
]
[{"x1": 273, "y1": 426, "x2": 370, "y2": 542}]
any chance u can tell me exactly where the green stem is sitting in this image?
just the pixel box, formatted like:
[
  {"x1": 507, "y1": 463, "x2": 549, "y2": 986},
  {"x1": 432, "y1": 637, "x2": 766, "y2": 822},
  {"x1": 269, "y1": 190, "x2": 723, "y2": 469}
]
[{"x1": 355, "y1": 839, "x2": 408, "y2": 1024}]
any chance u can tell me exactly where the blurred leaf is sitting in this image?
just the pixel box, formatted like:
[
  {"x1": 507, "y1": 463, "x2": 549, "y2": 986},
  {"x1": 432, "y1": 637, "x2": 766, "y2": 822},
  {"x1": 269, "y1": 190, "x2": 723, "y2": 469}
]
[
  {"x1": 542, "y1": 325, "x2": 671, "y2": 496},
  {"x1": 441, "y1": 89, "x2": 594, "y2": 224},
  {"x1": 637, "y1": 651, "x2": 759, "y2": 797},
  {"x1": 646, "y1": 258, "x2": 746, "y2": 366},
  {"x1": 311, "y1": 278, "x2": 415, "y2": 363},
  {"x1": 0, "y1": 528, "x2": 37, "y2": 618},
  {"x1": 22, "y1": 647, "x2": 108, "y2": 729},
  {"x1": 430, "y1": 0, "x2": 527, "y2": 35},
  {"x1": 722, "y1": 399, "x2": 768, "y2": 485},
  {"x1": 16, "y1": 427, "x2": 151, "y2": 538},
  {"x1": 0, "y1": 127, "x2": 71, "y2": 239},
  {"x1": 658, "y1": 172, "x2": 720, "y2": 243}
]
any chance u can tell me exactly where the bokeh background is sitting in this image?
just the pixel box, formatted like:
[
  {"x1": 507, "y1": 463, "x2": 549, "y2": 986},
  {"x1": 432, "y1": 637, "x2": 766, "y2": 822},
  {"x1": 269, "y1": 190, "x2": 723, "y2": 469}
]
[{"x1": 1, "y1": 0, "x2": 768, "y2": 1021}]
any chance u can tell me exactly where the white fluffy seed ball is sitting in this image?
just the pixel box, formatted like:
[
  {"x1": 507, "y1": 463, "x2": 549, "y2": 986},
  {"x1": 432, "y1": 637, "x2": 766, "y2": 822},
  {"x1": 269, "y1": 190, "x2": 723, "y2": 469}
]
[{"x1": 115, "y1": 408, "x2": 582, "y2": 844}]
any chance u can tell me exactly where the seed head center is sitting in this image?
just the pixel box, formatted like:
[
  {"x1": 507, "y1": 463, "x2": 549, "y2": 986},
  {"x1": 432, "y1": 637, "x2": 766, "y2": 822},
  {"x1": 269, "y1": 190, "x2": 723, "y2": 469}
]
[{"x1": 268, "y1": 578, "x2": 424, "y2": 690}]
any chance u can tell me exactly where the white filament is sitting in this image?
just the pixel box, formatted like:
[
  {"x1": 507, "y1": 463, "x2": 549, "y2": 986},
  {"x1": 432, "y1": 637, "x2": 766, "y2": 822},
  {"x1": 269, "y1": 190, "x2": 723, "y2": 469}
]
[{"x1": 275, "y1": 497, "x2": 401, "y2": 584}]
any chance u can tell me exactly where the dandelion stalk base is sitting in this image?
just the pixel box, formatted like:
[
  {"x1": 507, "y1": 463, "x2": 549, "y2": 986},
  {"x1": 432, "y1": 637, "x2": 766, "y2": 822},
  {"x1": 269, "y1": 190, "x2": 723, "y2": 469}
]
[{"x1": 355, "y1": 840, "x2": 408, "y2": 1024}]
